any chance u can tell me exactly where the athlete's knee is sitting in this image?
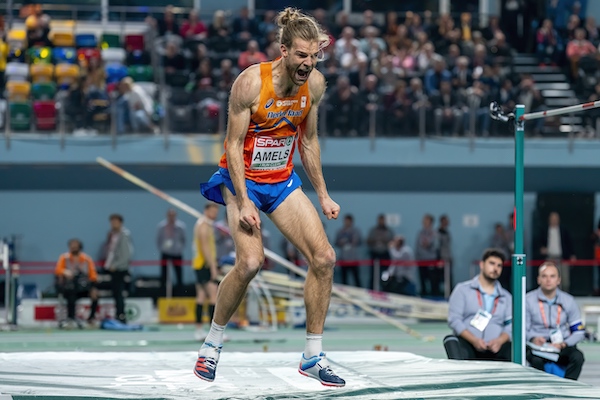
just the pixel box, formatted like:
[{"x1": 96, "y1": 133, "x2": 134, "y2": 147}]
[
  {"x1": 235, "y1": 254, "x2": 265, "y2": 281},
  {"x1": 311, "y1": 246, "x2": 336, "y2": 274}
]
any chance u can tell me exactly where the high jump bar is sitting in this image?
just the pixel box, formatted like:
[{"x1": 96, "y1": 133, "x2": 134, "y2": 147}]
[
  {"x1": 96, "y1": 157, "x2": 435, "y2": 341},
  {"x1": 520, "y1": 99, "x2": 600, "y2": 121}
]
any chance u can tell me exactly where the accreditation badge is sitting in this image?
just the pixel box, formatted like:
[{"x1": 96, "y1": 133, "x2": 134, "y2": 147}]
[{"x1": 470, "y1": 309, "x2": 492, "y2": 332}]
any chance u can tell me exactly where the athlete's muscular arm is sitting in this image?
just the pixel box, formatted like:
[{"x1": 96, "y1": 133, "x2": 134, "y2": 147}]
[
  {"x1": 225, "y1": 67, "x2": 262, "y2": 230},
  {"x1": 299, "y1": 71, "x2": 340, "y2": 220}
]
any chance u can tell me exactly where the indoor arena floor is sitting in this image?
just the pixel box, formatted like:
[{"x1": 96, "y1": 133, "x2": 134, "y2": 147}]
[{"x1": 0, "y1": 322, "x2": 599, "y2": 399}]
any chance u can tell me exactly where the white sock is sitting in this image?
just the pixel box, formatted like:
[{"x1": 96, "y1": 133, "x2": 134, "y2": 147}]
[
  {"x1": 205, "y1": 321, "x2": 226, "y2": 346},
  {"x1": 304, "y1": 332, "x2": 323, "y2": 358}
]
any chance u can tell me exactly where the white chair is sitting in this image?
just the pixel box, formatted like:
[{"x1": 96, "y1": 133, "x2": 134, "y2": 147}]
[
  {"x1": 101, "y1": 48, "x2": 126, "y2": 65},
  {"x1": 137, "y1": 81, "x2": 158, "y2": 99},
  {"x1": 5, "y1": 62, "x2": 29, "y2": 81}
]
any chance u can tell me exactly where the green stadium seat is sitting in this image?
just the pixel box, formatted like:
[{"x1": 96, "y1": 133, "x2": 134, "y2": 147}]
[
  {"x1": 10, "y1": 101, "x2": 32, "y2": 131},
  {"x1": 127, "y1": 65, "x2": 153, "y2": 82},
  {"x1": 101, "y1": 33, "x2": 121, "y2": 49},
  {"x1": 32, "y1": 82, "x2": 57, "y2": 101},
  {"x1": 28, "y1": 47, "x2": 53, "y2": 64}
]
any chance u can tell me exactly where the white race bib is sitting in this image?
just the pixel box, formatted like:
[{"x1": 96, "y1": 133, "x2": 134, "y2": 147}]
[
  {"x1": 250, "y1": 135, "x2": 295, "y2": 171},
  {"x1": 550, "y1": 328, "x2": 564, "y2": 344},
  {"x1": 470, "y1": 309, "x2": 492, "y2": 332}
]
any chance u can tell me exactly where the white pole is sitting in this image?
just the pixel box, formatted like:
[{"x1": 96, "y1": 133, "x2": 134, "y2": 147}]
[
  {"x1": 343, "y1": 0, "x2": 351, "y2": 14},
  {"x1": 479, "y1": 0, "x2": 490, "y2": 27},
  {"x1": 440, "y1": 0, "x2": 450, "y2": 14},
  {"x1": 2, "y1": 243, "x2": 10, "y2": 325},
  {"x1": 522, "y1": 100, "x2": 600, "y2": 120}
]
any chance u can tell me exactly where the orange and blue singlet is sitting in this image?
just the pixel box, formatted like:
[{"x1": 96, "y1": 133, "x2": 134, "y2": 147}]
[{"x1": 200, "y1": 61, "x2": 311, "y2": 213}]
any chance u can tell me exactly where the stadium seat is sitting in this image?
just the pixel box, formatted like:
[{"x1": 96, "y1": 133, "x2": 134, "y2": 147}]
[
  {"x1": 7, "y1": 29, "x2": 27, "y2": 49},
  {"x1": 53, "y1": 47, "x2": 77, "y2": 64},
  {"x1": 77, "y1": 48, "x2": 101, "y2": 65},
  {"x1": 55, "y1": 63, "x2": 80, "y2": 89},
  {"x1": 127, "y1": 65, "x2": 153, "y2": 82},
  {"x1": 9, "y1": 101, "x2": 32, "y2": 130},
  {"x1": 50, "y1": 31, "x2": 75, "y2": 47},
  {"x1": 6, "y1": 47, "x2": 25, "y2": 63},
  {"x1": 165, "y1": 71, "x2": 189, "y2": 87},
  {"x1": 105, "y1": 63, "x2": 128, "y2": 84},
  {"x1": 75, "y1": 33, "x2": 98, "y2": 49},
  {"x1": 124, "y1": 34, "x2": 144, "y2": 51},
  {"x1": 167, "y1": 88, "x2": 194, "y2": 133},
  {"x1": 30, "y1": 64, "x2": 54, "y2": 83},
  {"x1": 5, "y1": 62, "x2": 29, "y2": 81},
  {"x1": 126, "y1": 49, "x2": 151, "y2": 66},
  {"x1": 28, "y1": 46, "x2": 52, "y2": 64},
  {"x1": 102, "y1": 48, "x2": 126, "y2": 65},
  {"x1": 6, "y1": 81, "x2": 31, "y2": 100},
  {"x1": 32, "y1": 82, "x2": 57, "y2": 100},
  {"x1": 33, "y1": 100, "x2": 57, "y2": 130},
  {"x1": 101, "y1": 33, "x2": 121, "y2": 49}
]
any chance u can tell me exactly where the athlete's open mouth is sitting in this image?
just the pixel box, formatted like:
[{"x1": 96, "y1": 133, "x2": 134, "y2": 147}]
[{"x1": 296, "y1": 69, "x2": 310, "y2": 81}]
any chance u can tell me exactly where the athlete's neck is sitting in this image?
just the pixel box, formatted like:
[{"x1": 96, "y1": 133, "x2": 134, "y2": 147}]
[{"x1": 272, "y1": 58, "x2": 300, "y2": 98}]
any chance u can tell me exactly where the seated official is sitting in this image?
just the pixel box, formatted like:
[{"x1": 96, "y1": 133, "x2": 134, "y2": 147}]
[
  {"x1": 55, "y1": 239, "x2": 99, "y2": 328},
  {"x1": 444, "y1": 248, "x2": 512, "y2": 361},
  {"x1": 526, "y1": 262, "x2": 585, "y2": 380}
]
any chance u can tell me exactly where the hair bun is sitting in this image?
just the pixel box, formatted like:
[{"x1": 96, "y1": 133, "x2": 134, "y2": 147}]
[{"x1": 277, "y1": 7, "x2": 301, "y2": 27}]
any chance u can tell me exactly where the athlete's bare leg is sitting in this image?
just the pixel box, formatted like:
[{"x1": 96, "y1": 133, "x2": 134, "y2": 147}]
[
  {"x1": 268, "y1": 188, "x2": 336, "y2": 334},
  {"x1": 211, "y1": 187, "x2": 265, "y2": 326}
]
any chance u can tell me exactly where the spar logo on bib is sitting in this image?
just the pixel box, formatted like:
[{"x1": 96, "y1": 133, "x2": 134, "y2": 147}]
[
  {"x1": 265, "y1": 98, "x2": 274, "y2": 109},
  {"x1": 251, "y1": 136, "x2": 295, "y2": 171}
]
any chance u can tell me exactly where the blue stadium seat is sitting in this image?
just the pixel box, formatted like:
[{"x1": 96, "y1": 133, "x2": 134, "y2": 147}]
[
  {"x1": 105, "y1": 63, "x2": 128, "y2": 84},
  {"x1": 53, "y1": 47, "x2": 77, "y2": 64},
  {"x1": 75, "y1": 33, "x2": 98, "y2": 49}
]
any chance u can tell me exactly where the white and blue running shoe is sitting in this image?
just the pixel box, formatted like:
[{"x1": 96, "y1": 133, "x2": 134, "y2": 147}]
[
  {"x1": 194, "y1": 342, "x2": 222, "y2": 382},
  {"x1": 298, "y1": 352, "x2": 345, "y2": 387}
]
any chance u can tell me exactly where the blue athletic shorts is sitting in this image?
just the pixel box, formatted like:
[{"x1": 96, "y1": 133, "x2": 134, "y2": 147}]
[{"x1": 200, "y1": 168, "x2": 302, "y2": 214}]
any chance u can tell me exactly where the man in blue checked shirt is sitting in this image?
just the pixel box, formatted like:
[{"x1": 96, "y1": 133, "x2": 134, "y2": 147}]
[
  {"x1": 444, "y1": 248, "x2": 512, "y2": 361},
  {"x1": 526, "y1": 261, "x2": 585, "y2": 380}
]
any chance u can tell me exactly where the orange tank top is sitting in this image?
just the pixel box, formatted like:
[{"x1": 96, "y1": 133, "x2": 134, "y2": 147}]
[{"x1": 218, "y1": 61, "x2": 311, "y2": 183}]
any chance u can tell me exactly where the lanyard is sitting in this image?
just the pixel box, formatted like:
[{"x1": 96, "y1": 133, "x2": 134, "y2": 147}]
[
  {"x1": 476, "y1": 291, "x2": 499, "y2": 314},
  {"x1": 539, "y1": 300, "x2": 561, "y2": 329}
]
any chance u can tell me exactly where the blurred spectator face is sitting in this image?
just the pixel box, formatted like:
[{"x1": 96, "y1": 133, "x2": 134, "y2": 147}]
[
  {"x1": 460, "y1": 12, "x2": 471, "y2": 25},
  {"x1": 264, "y1": 10, "x2": 276, "y2": 22},
  {"x1": 549, "y1": 212, "x2": 560, "y2": 227},
  {"x1": 423, "y1": 42, "x2": 434, "y2": 57},
  {"x1": 396, "y1": 24, "x2": 408, "y2": 39},
  {"x1": 489, "y1": 16, "x2": 499, "y2": 28},
  {"x1": 413, "y1": 14, "x2": 422, "y2": 27},
  {"x1": 165, "y1": 5, "x2": 174, "y2": 22},
  {"x1": 110, "y1": 216, "x2": 123, "y2": 231},
  {"x1": 336, "y1": 75, "x2": 350, "y2": 91},
  {"x1": 440, "y1": 80, "x2": 452, "y2": 94},
  {"x1": 199, "y1": 58, "x2": 211, "y2": 75},
  {"x1": 189, "y1": 9, "x2": 199, "y2": 23},
  {"x1": 365, "y1": 74, "x2": 377, "y2": 91},
  {"x1": 448, "y1": 44, "x2": 461, "y2": 58},
  {"x1": 377, "y1": 214, "x2": 386, "y2": 227},
  {"x1": 166, "y1": 42, "x2": 178, "y2": 57},
  {"x1": 495, "y1": 223, "x2": 504, "y2": 234},
  {"x1": 386, "y1": 11, "x2": 397, "y2": 26},
  {"x1": 167, "y1": 209, "x2": 176, "y2": 224},
  {"x1": 542, "y1": 19, "x2": 553, "y2": 30},
  {"x1": 364, "y1": 26, "x2": 378, "y2": 39},
  {"x1": 410, "y1": 77, "x2": 422, "y2": 91},
  {"x1": 575, "y1": 28, "x2": 586, "y2": 40},
  {"x1": 586, "y1": 16, "x2": 596, "y2": 28},
  {"x1": 337, "y1": 11, "x2": 349, "y2": 27},
  {"x1": 69, "y1": 240, "x2": 82, "y2": 255},
  {"x1": 213, "y1": 10, "x2": 226, "y2": 28},
  {"x1": 494, "y1": 32, "x2": 506, "y2": 46},
  {"x1": 344, "y1": 215, "x2": 353, "y2": 228},
  {"x1": 474, "y1": 44, "x2": 487, "y2": 58},
  {"x1": 221, "y1": 58, "x2": 232, "y2": 72},
  {"x1": 456, "y1": 56, "x2": 469, "y2": 69},
  {"x1": 363, "y1": 10, "x2": 374, "y2": 26},
  {"x1": 197, "y1": 43, "x2": 207, "y2": 58},
  {"x1": 568, "y1": 15, "x2": 580, "y2": 29},
  {"x1": 433, "y1": 58, "x2": 445, "y2": 72},
  {"x1": 240, "y1": 7, "x2": 249, "y2": 19},
  {"x1": 502, "y1": 79, "x2": 512, "y2": 90},
  {"x1": 440, "y1": 215, "x2": 449, "y2": 228},
  {"x1": 247, "y1": 40, "x2": 259, "y2": 53},
  {"x1": 422, "y1": 214, "x2": 433, "y2": 228},
  {"x1": 342, "y1": 26, "x2": 355, "y2": 41},
  {"x1": 416, "y1": 31, "x2": 429, "y2": 45}
]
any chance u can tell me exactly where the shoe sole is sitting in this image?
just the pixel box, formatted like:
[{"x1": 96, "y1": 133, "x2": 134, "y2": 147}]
[
  {"x1": 193, "y1": 368, "x2": 215, "y2": 382},
  {"x1": 298, "y1": 369, "x2": 345, "y2": 387}
]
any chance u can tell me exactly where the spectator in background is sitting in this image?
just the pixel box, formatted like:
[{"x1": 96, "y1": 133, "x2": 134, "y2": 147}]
[
  {"x1": 386, "y1": 80, "x2": 414, "y2": 135},
  {"x1": 444, "y1": 248, "x2": 512, "y2": 361},
  {"x1": 25, "y1": 6, "x2": 51, "y2": 48},
  {"x1": 180, "y1": 9, "x2": 207, "y2": 39},
  {"x1": 258, "y1": 10, "x2": 277, "y2": 37},
  {"x1": 157, "y1": 5, "x2": 180, "y2": 37},
  {"x1": 491, "y1": 222, "x2": 512, "y2": 261},
  {"x1": 383, "y1": 235, "x2": 417, "y2": 296},
  {"x1": 55, "y1": 239, "x2": 98, "y2": 328},
  {"x1": 366, "y1": 214, "x2": 394, "y2": 290},
  {"x1": 331, "y1": 10, "x2": 350, "y2": 38},
  {"x1": 238, "y1": 40, "x2": 268, "y2": 71},
  {"x1": 162, "y1": 41, "x2": 186, "y2": 76},
  {"x1": 359, "y1": 9, "x2": 382, "y2": 38},
  {"x1": 214, "y1": 58, "x2": 238, "y2": 93},
  {"x1": 335, "y1": 26, "x2": 360, "y2": 60},
  {"x1": 383, "y1": 11, "x2": 399, "y2": 43},
  {"x1": 463, "y1": 80, "x2": 492, "y2": 136},
  {"x1": 432, "y1": 79, "x2": 464, "y2": 136},
  {"x1": 207, "y1": 10, "x2": 232, "y2": 53},
  {"x1": 156, "y1": 209, "x2": 186, "y2": 296},
  {"x1": 326, "y1": 75, "x2": 359, "y2": 137},
  {"x1": 232, "y1": 6, "x2": 259, "y2": 50},
  {"x1": 536, "y1": 19, "x2": 562, "y2": 66},
  {"x1": 189, "y1": 43, "x2": 209, "y2": 73},
  {"x1": 360, "y1": 26, "x2": 387, "y2": 62},
  {"x1": 451, "y1": 56, "x2": 473, "y2": 94},
  {"x1": 438, "y1": 214, "x2": 452, "y2": 293},
  {"x1": 416, "y1": 214, "x2": 439, "y2": 297},
  {"x1": 515, "y1": 76, "x2": 545, "y2": 136},
  {"x1": 193, "y1": 58, "x2": 215, "y2": 88},
  {"x1": 357, "y1": 74, "x2": 383, "y2": 135},
  {"x1": 526, "y1": 262, "x2": 585, "y2": 380},
  {"x1": 566, "y1": 28, "x2": 597, "y2": 79},
  {"x1": 584, "y1": 16, "x2": 599, "y2": 45},
  {"x1": 117, "y1": 77, "x2": 158, "y2": 134},
  {"x1": 539, "y1": 212, "x2": 576, "y2": 292},
  {"x1": 424, "y1": 56, "x2": 452, "y2": 95},
  {"x1": 334, "y1": 214, "x2": 362, "y2": 288},
  {"x1": 103, "y1": 214, "x2": 133, "y2": 323}
]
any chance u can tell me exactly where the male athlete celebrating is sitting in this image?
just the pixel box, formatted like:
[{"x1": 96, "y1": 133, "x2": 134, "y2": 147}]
[{"x1": 195, "y1": 7, "x2": 345, "y2": 387}]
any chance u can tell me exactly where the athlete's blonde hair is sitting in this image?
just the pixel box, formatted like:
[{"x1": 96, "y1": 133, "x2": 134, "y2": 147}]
[{"x1": 276, "y1": 7, "x2": 330, "y2": 55}]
